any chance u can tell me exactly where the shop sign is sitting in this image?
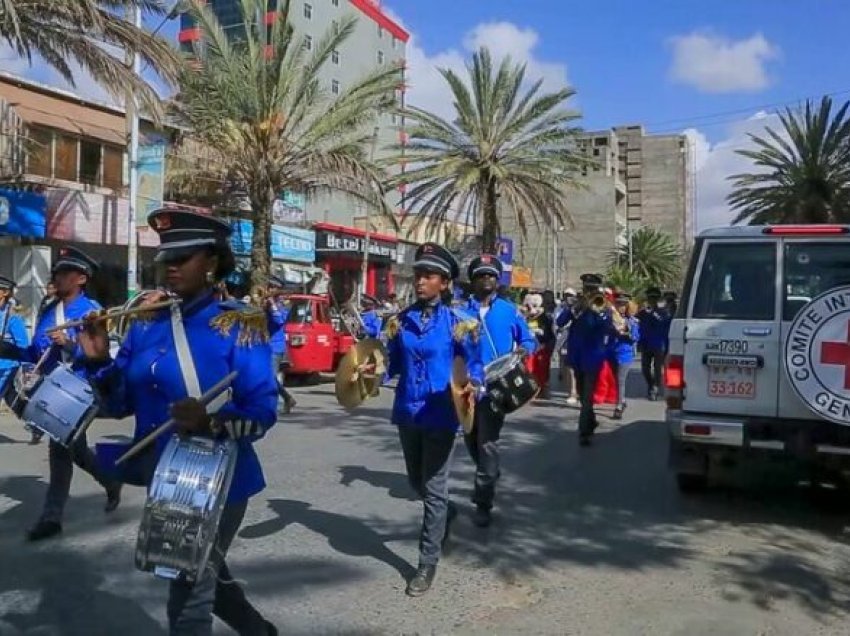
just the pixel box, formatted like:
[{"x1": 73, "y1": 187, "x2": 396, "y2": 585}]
[
  {"x1": 315, "y1": 227, "x2": 398, "y2": 263},
  {"x1": 511, "y1": 266, "x2": 533, "y2": 288},
  {"x1": 230, "y1": 220, "x2": 315, "y2": 263}
]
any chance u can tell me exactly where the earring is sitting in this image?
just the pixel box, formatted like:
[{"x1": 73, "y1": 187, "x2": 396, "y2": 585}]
[{"x1": 205, "y1": 271, "x2": 215, "y2": 284}]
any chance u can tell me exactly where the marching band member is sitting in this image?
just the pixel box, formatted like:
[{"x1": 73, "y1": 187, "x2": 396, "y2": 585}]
[
  {"x1": 266, "y1": 275, "x2": 297, "y2": 414},
  {"x1": 382, "y1": 243, "x2": 483, "y2": 596},
  {"x1": 82, "y1": 210, "x2": 278, "y2": 635},
  {"x1": 0, "y1": 276, "x2": 28, "y2": 405},
  {"x1": 568, "y1": 274, "x2": 618, "y2": 446},
  {"x1": 523, "y1": 293, "x2": 556, "y2": 399},
  {"x1": 360, "y1": 296, "x2": 383, "y2": 339},
  {"x1": 637, "y1": 286, "x2": 672, "y2": 401},
  {"x1": 0, "y1": 247, "x2": 122, "y2": 541},
  {"x1": 556, "y1": 288, "x2": 580, "y2": 404},
  {"x1": 463, "y1": 255, "x2": 535, "y2": 528},
  {"x1": 608, "y1": 293, "x2": 640, "y2": 420}
]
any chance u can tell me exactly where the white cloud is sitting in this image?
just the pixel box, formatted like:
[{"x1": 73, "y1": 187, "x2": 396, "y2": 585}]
[
  {"x1": 404, "y1": 21, "x2": 571, "y2": 119},
  {"x1": 669, "y1": 31, "x2": 780, "y2": 93},
  {"x1": 688, "y1": 112, "x2": 782, "y2": 231}
]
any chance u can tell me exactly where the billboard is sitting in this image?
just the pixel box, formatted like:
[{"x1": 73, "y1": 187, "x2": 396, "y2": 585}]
[
  {"x1": 230, "y1": 220, "x2": 315, "y2": 264},
  {"x1": 136, "y1": 140, "x2": 167, "y2": 228},
  {"x1": 495, "y1": 237, "x2": 514, "y2": 286},
  {"x1": 0, "y1": 188, "x2": 46, "y2": 238}
]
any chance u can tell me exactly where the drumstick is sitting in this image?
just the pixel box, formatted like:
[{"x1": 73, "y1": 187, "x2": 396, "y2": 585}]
[{"x1": 115, "y1": 371, "x2": 238, "y2": 466}]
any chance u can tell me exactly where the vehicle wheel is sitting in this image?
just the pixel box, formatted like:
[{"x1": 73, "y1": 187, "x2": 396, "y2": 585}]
[{"x1": 676, "y1": 472, "x2": 708, "y2": 493}]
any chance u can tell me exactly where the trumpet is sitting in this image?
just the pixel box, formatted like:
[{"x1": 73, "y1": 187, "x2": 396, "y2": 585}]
[
  {"x1": 47, "y1": 290, "x2": 180, "y2": 337},
  {"x1": 588, "y1": 293, "x2": 607, "y2": 314}
]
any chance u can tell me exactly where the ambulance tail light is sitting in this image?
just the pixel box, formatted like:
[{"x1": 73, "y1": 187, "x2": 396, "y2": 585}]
[
  {"x1": 762, "y1": 225, "x2": 849, "y2": 235},
  {"x1": 665, "y1": 354, "x2": 685, "y2": 409}
]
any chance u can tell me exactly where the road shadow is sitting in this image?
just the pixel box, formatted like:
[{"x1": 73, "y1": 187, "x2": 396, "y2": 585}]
[
  {"x1": 239, "y1": 499, "x2": 416, "y2": 582},
  {"x1": 339, "y1": 465, "x2": 417, "y2": 501}
]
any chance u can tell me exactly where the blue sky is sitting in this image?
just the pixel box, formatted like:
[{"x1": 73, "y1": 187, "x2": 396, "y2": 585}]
[{"x1": 4, "y1": 1, "x2": 850, "y2": 229}]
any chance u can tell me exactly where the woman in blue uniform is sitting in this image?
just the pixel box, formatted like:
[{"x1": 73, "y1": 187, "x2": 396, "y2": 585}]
[
  {"x1": 0, "y1": 247, "x2": 123, "y2": 540},
  {"x1": 0, "y1": 276, "x2": 28, "y2": 404},
  {"x1": 81, "y1": 210, "x2": 278, "y2": 636},
  {"x1": 382, "y1": 243, "x2": 483, "y2": 597},
  {"x1": 608, "y1": 293, "x2": 640, "y2": 420}
]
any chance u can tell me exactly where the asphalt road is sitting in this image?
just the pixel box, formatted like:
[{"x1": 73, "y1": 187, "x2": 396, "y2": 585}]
[{"x1": 2, "y1": 371, "x2": 850, "y2": 635}]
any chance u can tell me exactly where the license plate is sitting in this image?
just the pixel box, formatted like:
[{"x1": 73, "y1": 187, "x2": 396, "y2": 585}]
[{"x1": 707, "y1": 365, "x2": 756, "y2": 399}]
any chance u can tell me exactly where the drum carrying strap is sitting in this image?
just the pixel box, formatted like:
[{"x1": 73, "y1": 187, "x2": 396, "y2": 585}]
[{"x1": 170, "y1": 303, "x2": 231, "y2": 413}]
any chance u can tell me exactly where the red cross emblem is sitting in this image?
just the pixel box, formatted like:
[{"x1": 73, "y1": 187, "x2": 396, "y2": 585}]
[{"x1": 821, "y1": 320, "x2": 850, "y2": 389}]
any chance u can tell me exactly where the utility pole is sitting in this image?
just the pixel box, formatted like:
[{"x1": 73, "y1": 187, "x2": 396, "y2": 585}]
[
  {"x1": 125, "y1": 5, "x2": 142, "y2": 298},
  {"x1": 358, "y1": 126, "x2": 380, "y2": 304}
]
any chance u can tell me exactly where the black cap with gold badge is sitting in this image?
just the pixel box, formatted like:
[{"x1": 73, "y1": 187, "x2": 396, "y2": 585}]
[
  {"x1": 414, "y1": 242, "x2": 460, "y2": 280},
  {"x1": 149, "y1": 208, "x2": 233, "y2": 263},
  {"x1": 53, "y1": 246, "x2": 99, "y2": 276}
]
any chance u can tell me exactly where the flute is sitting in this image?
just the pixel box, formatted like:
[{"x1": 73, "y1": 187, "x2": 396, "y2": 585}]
[{"x1": 46, "y1": 299, "x2": 180, "y2": 333}]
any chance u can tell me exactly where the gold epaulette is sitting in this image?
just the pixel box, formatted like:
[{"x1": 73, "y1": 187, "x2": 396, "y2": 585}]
[
  {"x1": 384, "y1": 315, "x2": 400, "y2": 340},
  {"x1": 211, "y1": 307, "x2": 269, "y2": 346},
  {"x1": 453, "y1": 319, "x2": 480, "y2": 343}
]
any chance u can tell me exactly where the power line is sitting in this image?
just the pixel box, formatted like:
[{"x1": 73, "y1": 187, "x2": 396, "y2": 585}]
[{"x1": 642, "y1": 87, "x2": 850, "y2": 133}]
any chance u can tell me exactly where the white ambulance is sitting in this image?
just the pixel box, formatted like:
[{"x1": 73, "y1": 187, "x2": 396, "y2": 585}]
[{"x1": 666, "y1": 225, "x2": 850, "y2": 491}]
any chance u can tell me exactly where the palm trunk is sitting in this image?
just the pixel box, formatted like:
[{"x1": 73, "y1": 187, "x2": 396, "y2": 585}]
[
  {"x1": 480, "y1": 178, "x2": 499, "y2": 253},
  {"x1": 249, "y1": 186, "x2": 274, "y2": 292}
]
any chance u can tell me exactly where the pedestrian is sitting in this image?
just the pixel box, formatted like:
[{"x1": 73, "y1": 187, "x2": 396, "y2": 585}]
[
  {"x1": 608, "y1": 292, "x2": 640, "y2": 420},
  {"x1": 0, "y1": 247, "x2": 122, "y2": 541},
  {"x1": 637, "y1": 286, "x2": 672, "y2": 401},
  {"x1": 556, "y1": 288, "x2": 579, "y2": 404},
  {"x1": 523, "y1": 293, "x2": 556, "y2": 398},
  {"x1": 463, "y1": 254, "x2": 536, "y2": 528},
  {"x1": 37, "y1": 280, "x2": 57, "y2": 314},
  {"x1": 380, "y1": 242, "x2": 483, "y2": 596},
  {"x1": 266, "y1": 275, "x2": 297, "y2": 414},
  {"x1": 82, "y1": 209, "x2": 278, "y2": 635},
  {"x1": 569, "y1": 274, "x2": 617, "y2": 446},
  {"x1": 0, "y1": 276, "x2": 28, "y2": 409}
]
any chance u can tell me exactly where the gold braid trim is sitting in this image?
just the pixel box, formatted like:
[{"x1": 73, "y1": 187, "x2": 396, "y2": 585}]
[
  {"x1": 210, "y1": 308, "x2": 270, "y2": 346},
  {"x1": 384, "y1": 316, "x2": 400, "y2": 340},
  {"x1": 453, "y1": 319, "x2": 480, "y2": 343}
]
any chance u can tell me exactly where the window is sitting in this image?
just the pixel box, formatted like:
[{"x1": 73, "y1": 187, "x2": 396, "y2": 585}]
[
  {"x1": 27, "y1": 127, "x2": 52, "y2": 177},
  {"x1": 331, "y1": 0, "x2": 339, "y2": 5},
  {"x1": 304, "y1": 34, "x2": 312, "y2": 50},
  {"x1": 692, "y1": 242, "x2": 776, "y2": 320},
  {"x1": 392, "y1": 36, "x2": 398, "y2": 50},
  {"x1": 303, "y1": 2, "x2": 312, "y2": 19},
  {"x1": 378, "y1": 25, "x2": 384, "y2": 38},
  {"x1": 783, "y1": 242, "x2": 850, "y2": 320},
  {"x1": 79, "y1": 139, "x2": 101, "y2": 185},
  {"x1": 332, "y1": 49, "x2": 339, "y2": 64},
  {"x1": 102, "y1": 145, "x2": 123, "y2": 190},
  {"x1": 55, "y1": 134, "x2": 78, "y2": 181},
  {"x1": 377, "y1": 51, "x2": 385, "y2": 64},
  {"x1": 331, "y1": 79, "x2": 340, "y2": 95}
]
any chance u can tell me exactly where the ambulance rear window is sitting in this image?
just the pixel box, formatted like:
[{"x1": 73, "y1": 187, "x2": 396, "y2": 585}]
[
  {"x1": 692, "y1": 243, "x2": 776, "y2": 320},
  {"x1": 784, "y1": 242, "x2": 850, "y2": 320}
]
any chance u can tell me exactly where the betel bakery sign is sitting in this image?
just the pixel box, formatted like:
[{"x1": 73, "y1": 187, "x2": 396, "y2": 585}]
[
  {"x1": 785, "y1": 285, "x2": 850, "y2": 424},
  {"x1": 315, "y1": 226, "x2": 398, "y2": 263}
]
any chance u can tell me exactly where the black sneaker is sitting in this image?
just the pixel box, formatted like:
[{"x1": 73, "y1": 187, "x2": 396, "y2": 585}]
[
  {"x1": 26, "y1": 520, "x2": 62, "y2": 542},
  {"x1": 472, "y1": 505, "x2": 492, "y2": 528},
  {"x1": 104, "y1": 482, "x2": 122, "y2": 513},
  {"x1": 579, "y1": 433, "x2": 592, "y2": 447},
  {"x1": 406, "y1": 564, "x2": 436, "y2": 597},
  {"x1": 648, "y1": 388, "x2": 659, "y2": 402},
  {"x1": 612, "y1": 404, "x2": 625, "y2": 420}
]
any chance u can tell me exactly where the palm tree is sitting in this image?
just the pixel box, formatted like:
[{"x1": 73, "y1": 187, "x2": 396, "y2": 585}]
[
  {"x1": 604, "y1": 265, "x2": 647, "y2": 298},
  {"x1": 0, "y1": 0, "x2": 179, "y2": 117},
  {"x1": 175, "y1": 0, "x2": 400, "y2": 288},
  {"x1": 610, "y1": 226, "x2": 682, "y2": 288},
  {"x1": 728, "y1": 96, "x2": 850, "y2": 225},
  {"x1": 387, "y1": 48, "x2": 586, "y2": 252}
]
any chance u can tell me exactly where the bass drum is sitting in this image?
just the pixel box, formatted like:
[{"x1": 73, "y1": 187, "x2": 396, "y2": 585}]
[{"x1": 135, "y1": 435, "x2": 237, "y2": 582}]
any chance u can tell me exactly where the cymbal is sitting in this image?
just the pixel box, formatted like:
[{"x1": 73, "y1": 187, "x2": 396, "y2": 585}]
[
  {"x1": 335, "y1": 338, "x2": 387, "y2": 409},
  {"x1": 451, "y1": 356, "x2": 475, "y2": 433}
]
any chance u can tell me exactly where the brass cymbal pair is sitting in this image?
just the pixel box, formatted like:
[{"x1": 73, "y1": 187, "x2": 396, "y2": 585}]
[
  {"x1": 335, "y1": 339, "x2": 387, "y2": 409},
  {"x1": 451, "y1": 356, "x2": 476, "y2": 433}
]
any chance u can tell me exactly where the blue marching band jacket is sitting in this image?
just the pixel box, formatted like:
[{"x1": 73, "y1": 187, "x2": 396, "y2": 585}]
[
  {"x1": 384, "y1": 302, "x2": 484, "y2": 431},
  {"x1": 0, "y1": 303, "x2": 29, "y2": 398},
  {"x1": 91, "y1": 293, "x2": 278, "y2": 503},
  {"x1": 465, "y1": 295, "x2": 537, "y2": 365}
]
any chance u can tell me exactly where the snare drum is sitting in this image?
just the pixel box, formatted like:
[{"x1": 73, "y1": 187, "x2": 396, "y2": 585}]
[
  {"x1": 21, "y1": 365, "x2": 98, "y2": 446},
  {"x1": 484, "y1": 352, "x2": 538, "y2": 415},
  {"x1": 136, "y1": 435, "x2": 237, "y2": 582}
]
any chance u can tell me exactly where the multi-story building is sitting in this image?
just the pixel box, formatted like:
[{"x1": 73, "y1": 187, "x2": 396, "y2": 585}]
[
  {"x1": 178, "y1": 0, "x2": 409, "y2": 225},
  {"x1": 500, "y1": 125, "x2": 692, "y2": 290}
]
